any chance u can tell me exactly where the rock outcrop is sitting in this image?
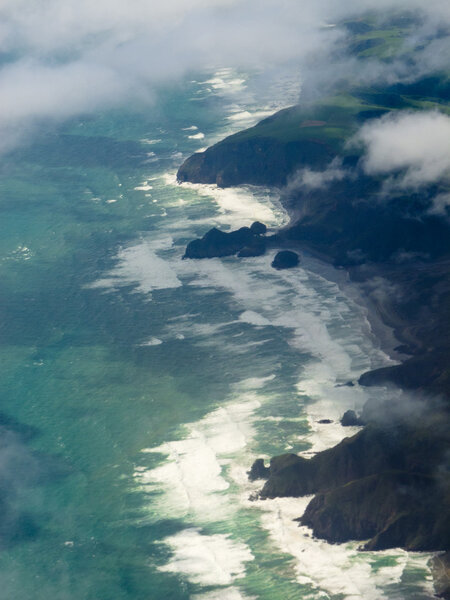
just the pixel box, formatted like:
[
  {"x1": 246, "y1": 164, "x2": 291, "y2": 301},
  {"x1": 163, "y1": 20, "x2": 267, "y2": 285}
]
[
  {"x1": 183, "y1": 222, "x2": 267, "y2": 259},
  {"x1": 432, "y1": 552, "x2": 450, "y2": 599},
  {"x1": 248, "y1": 458, "x2": 270, "y2": 481},
  {"x1": 177, "y1": 118, "x2": 336, "y2": 188},
  {"x1": 271, "y1": 250, "x2": 299, "y2": 270},
  {"x1": 257, "y1": 419, "x2": 450, "y2": 551},
  {"x1": 340, "y1": 409, "x2": 365, "y2": 427}
]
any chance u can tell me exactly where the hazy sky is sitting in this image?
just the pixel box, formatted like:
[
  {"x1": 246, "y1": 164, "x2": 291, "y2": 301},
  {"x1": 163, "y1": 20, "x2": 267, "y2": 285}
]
[{"x1": 0, "y1": 0, "x2": 449, "y2": 153}]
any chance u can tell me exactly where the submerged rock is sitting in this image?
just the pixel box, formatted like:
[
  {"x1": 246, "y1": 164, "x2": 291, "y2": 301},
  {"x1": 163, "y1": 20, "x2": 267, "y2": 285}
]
[{"x1": 271, "y1": 250, "x2": 299, "y2": 270}]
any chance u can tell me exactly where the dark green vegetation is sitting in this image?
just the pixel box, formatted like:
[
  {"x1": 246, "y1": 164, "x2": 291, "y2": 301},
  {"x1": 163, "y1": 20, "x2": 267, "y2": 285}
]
[{"x1": 177, "y1": 13, "x2": 450, "y2": 590}]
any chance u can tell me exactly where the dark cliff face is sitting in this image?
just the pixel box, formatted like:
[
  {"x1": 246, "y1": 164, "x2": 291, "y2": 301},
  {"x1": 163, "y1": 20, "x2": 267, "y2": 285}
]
[
  {"x1": 301, "y1": 472, "x2": 450, "y2": 550},
  {"x1": 177, "y1": 135, "x2": 334, "y2": 188},
  {"x1": 261, "y1": 421, "x2": 450, "y2": 499},
  {"x1": 258, "y1": 419, "x2": 450, "y2": 550},
  {"x1": 432, "y1": 552, "x2": 450, "y2": 600}
]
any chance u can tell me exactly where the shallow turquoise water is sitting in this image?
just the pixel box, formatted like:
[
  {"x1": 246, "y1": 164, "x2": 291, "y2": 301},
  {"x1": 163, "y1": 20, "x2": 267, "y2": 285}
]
[{"x1": 0, "y1": 70, "x2": 434, "y2": 599}]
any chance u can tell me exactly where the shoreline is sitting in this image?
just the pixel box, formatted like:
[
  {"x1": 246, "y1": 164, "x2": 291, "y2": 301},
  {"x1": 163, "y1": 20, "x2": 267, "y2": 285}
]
[
  {"x1": 174, "y1": 64, "x2": 450, "y2": 589},
  {"x1": 299, "y1": 250, "x2": 403, "y2": 366},
  {"x1": 279, "y1": 227, "x2": 449, "y2": 600},
  {"x1": 177, "y1": 178, "x2": 446, "y2": 596}
]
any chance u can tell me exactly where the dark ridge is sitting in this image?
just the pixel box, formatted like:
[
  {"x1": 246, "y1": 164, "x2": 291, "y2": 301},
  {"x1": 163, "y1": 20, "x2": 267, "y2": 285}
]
[{"x1": 177, "y1": 136, "x2": 335, "y2": 188}]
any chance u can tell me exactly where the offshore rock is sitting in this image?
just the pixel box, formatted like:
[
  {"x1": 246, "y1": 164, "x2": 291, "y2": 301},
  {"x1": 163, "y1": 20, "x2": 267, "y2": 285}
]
[
  {"x1": 237, "y1": 237, "x2": 266, "y2": 257},
  {"x1": 271, "y1": 250, "x2": 299, "y2": 270},
  {"x1": 250, "y1": 221, "x2": 267, "y2": 235},
  {"x1": 183, "y1": 223, "x2": 267, "y2": 259}
]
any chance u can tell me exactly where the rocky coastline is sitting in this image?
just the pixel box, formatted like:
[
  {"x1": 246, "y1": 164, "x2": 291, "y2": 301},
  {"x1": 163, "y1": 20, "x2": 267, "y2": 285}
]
[{"x1": 177, "y1": 80, "x2": 450, "y2": 596}]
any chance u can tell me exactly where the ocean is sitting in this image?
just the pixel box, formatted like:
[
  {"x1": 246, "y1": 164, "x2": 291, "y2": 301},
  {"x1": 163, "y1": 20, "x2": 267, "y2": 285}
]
[{"x1": 0, "y1": 67, "x2": 435, "y2": 599}]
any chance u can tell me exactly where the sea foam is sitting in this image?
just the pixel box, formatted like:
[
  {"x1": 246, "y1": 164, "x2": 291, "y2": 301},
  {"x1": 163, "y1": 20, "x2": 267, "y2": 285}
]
[
  {"x1": 86, "y1": 235, "x2": 182, "y2": 297},
  {"x1": 158, "y1": 528, "x2": 254, "y2": 586},
  {"x1": 135, "y1": 379, "x2": 265, "y2": 522}
]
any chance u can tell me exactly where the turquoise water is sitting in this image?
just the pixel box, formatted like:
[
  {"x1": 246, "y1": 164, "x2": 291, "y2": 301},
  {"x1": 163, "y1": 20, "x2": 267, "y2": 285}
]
[{"x1": 0, "y1": 70, "x2": 434, "y2": 599}]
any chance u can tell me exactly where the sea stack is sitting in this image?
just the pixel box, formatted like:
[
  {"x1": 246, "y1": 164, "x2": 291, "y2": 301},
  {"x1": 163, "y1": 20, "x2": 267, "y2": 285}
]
[{"x1": 271, "y1": 250, "x2": 300, "y2": 270}]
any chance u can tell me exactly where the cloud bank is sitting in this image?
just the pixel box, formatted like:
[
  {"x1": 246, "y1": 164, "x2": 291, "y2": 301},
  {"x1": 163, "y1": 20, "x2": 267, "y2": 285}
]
[
  {"x1": 354, "y1": 111, "x2": 450, "y2": 189},
  {"x1": 0, "y1": 0, "x2": 449, "y2": 153}
]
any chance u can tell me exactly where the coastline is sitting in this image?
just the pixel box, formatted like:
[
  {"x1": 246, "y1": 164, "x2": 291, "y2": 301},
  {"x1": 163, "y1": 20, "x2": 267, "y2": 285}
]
[
  {"x1": 293, "y1": 247, "x2": 450, "y2": 600},
  {"x1": 176, "y1": 176, "x2": 449, "y2": 598},
  {"x1": 173, "y1": 54, "x2": 450, "y2": 592},
  {"x1": 128, "y1": 176, "x2": 425, "y2": 598},
  {"x1": 174, "y1": 175, "x2": 440, "y2": 595}
]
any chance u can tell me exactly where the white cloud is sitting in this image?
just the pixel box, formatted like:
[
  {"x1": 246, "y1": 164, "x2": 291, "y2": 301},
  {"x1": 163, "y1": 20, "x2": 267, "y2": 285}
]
[
  {"x1": 0, "y1": 0, "x2": 449, "y2": 154},
  {"x1": 353, "y1": 111, "x2": 450, "y2": 189},
  {"x1": 428, "y1": 192, "x2": 450, "y2": 216},
  {"x1": 288, "y1": 159, "x2": 348, "y2": 191}
]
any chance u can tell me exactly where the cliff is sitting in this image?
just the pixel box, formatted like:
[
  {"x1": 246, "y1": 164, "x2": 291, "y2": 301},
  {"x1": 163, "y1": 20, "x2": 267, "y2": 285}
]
[
  {"x1": 177, "y1": 109, "x2": 338, "y2": 187},
  {"x1": 256, "y1": 417, "x2": 449, "y2": 550}
]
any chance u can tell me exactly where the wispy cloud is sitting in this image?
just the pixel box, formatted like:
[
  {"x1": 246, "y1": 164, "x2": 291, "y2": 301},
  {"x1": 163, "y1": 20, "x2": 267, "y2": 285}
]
[
  {"x1": 287, "y1": 158, "x2": 349, "y2": 191},
  {"x1": 353, "y1": 111, "x2": 450, "y2": 190},
  {"x1": 0, "y1": 0, "x2": 449, "y2": 153}
]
